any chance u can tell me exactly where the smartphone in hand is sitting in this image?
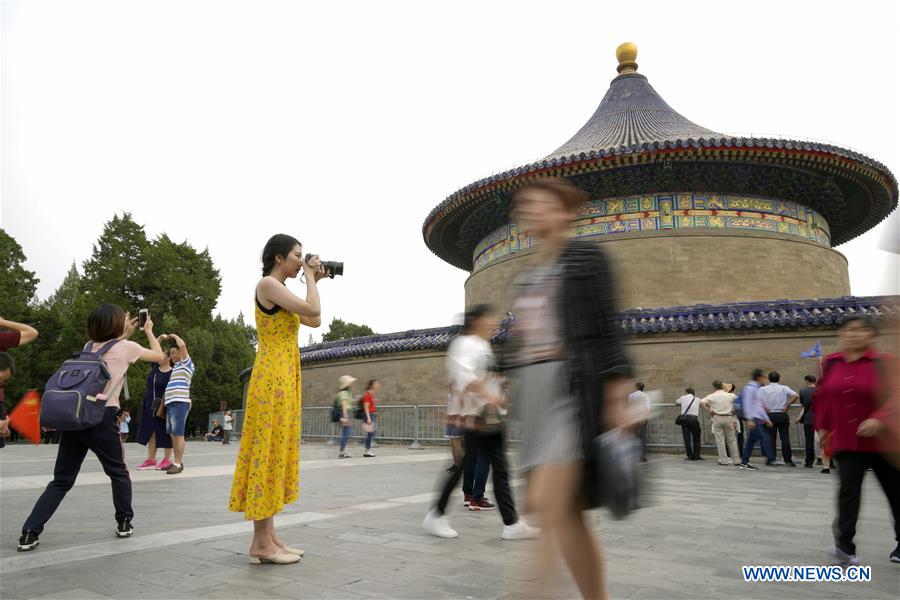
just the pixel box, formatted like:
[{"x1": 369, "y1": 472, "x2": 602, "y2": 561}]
[{"x1": 138, "y1": 309, "x2": 149, "y2": 330}]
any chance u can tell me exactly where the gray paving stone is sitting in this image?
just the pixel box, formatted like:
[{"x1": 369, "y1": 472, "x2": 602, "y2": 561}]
[
  {"x1": 3, "y1": 443, "x2": 899, "y2": 599},
  {"x1": 30, "y1": 589, "x2": 113, "y2": 600}
]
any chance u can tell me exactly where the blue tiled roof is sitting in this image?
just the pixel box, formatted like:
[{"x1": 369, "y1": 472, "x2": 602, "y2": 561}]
[
  {"x1": 422, "y1": 66, "x2": 898, "y2": 271},
  {"x1": 299, "y1": 296, "x2": 897, "y2": 364}
]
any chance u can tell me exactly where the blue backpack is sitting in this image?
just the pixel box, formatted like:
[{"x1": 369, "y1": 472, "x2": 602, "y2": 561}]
[
  {"x1": 331, "y1": 395, "x2": 342, "y2": 423},
  {"x1": 40, "y1": 340, "x2": 120, "y2": 431}
]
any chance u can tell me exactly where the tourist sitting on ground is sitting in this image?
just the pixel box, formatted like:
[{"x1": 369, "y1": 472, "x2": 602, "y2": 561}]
[{"x1": 205, "y1": 420, "x2": 224, "y2": 442}]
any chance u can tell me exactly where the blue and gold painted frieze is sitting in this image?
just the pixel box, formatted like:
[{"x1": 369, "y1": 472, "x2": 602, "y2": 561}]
[{"x1": 472, "y1": 193, "x2": 831, "y2": 272}]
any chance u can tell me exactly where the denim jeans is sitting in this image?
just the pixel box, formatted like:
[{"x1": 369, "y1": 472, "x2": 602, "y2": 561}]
[
  {"x1": 742, "y1": 419, "x2": 775, "y2": 464},
  {"x1": 365, "y1": 415, "x2": 376, "y2": 450},
  {"x1": 462, "y1": 446, "x2": 490, "y2": 500},
  {"x1": 436, "y1": 429, "x2": 518, "y2": 525},
  {"x1": 339, "y1": 424, "x2": 351, "y2": 452},
  {"x1": 165, "y1": 401, "x2": 191, "y2": 436}
]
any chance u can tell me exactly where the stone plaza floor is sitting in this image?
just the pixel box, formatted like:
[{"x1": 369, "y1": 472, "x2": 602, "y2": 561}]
[{"x1": 0, "y1": 440, "x2": 898, "y2": 600}]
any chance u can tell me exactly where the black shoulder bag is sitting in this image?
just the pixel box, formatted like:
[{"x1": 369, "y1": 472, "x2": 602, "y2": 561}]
[{"x1": 675, "y1": 396, "x2": 696, "y2": 426}]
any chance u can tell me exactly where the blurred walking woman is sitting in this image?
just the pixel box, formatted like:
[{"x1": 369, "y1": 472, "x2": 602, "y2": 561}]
[
  {"x1": 815, "y1": 315, "x2": 900, "y2": 565},
  {"x1": 507, "y1": 178, "x2": 633, "y2": 599},
  {"x1": 18, "y1": 304, "x2": 164, "y2": 551},
  {"x1": 228, "y1": 234, "x2": 326, "y2": 565}
]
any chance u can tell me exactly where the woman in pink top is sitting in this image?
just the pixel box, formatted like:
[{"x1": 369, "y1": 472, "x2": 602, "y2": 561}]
[
  {"x1": 17, "y1": 304, "x2": 164, "y2": 552},
  {"x1": 815, "y1": 315, "x2": 900, "y2": 566}
]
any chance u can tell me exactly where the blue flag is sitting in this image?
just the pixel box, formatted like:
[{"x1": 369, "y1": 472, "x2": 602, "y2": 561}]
[{"x1": 800, "y1": 341, "x2": 821, "y2": 358}]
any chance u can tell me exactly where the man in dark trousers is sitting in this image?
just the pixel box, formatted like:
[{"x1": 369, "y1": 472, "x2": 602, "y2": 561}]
[
  {"x1": 759, "y1": 371, "x2": 799, "y2": 466},
  {"x1": 795, "y1": 375, "x2": 817, "y2": 468}
]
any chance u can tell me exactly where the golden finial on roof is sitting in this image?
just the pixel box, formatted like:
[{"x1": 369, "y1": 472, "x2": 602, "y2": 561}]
[{"x1": 616, "y1": 42, "x2": 638, "y2": 74}]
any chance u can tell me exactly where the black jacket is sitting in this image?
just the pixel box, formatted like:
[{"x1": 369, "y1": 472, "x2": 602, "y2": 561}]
[{"x1": 559, "y1": 240, "x2": 633, "y2": 507}]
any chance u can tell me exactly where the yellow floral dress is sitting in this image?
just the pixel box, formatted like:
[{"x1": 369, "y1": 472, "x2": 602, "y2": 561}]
[{"x1": 228, "y1": 301, "x2": 301, "y2": 520}]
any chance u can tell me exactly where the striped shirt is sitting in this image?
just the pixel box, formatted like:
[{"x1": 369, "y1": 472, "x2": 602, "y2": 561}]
[{"x1": 164, "y1": 357, "x2": 195, "y2": 405}]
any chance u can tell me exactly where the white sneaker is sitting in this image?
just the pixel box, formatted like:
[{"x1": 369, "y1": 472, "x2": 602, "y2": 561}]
[
  {"x1": 422, "y1": 509, "x2": 458, "y2": 538},
  {"x1": 502, "y1": 520, "x2": 540, "y2": 540}
]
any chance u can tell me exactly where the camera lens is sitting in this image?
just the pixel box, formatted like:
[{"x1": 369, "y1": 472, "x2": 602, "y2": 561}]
[
  {"x1": 322, "y1": 261, "x2": 344, "y2": 278},
  {"x1": 304, "y1": 254, "x2": 343, "y2": 278}
]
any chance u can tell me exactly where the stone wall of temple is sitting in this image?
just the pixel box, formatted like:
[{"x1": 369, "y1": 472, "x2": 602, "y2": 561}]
[
  {"x1": 298, "y1": 326, "x2": 897, "y2": 408},
  {"x1": 464, "y1": 230, "x2": 850, "y2": 313}
]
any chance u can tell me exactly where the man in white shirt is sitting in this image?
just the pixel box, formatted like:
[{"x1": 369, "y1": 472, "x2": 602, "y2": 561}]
[
  {"x1": 700, "y1": 381, "x2": 741, "y2": 466},
  {"x1": 628, "y1": 383, "x2": 651, "y2": 462},
  {"x1": 675, "y1": 388, "x2": 702, "y2": 460},
  {"x1": 758, "y1": 371, "x2": 799, "y2": 466}
]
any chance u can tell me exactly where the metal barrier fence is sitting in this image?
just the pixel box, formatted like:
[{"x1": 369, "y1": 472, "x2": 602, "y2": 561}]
[{"x1": 210, "y1": 403, "x2": 810, "y2": 454}]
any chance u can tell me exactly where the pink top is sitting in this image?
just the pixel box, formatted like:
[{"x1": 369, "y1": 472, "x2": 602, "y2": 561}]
[
  {"x1": 89, "y1": 340, "x2": 144, "y2": 409},
  {"x1": 814, "y1": 350, "x2": 899, "y2": 454}
]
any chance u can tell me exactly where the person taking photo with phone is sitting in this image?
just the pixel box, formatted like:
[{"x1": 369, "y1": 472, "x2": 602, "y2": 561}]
[
  {"x1": 158, "y1": 333, "x2": 194, "y2": 475},
  {"x1": 136, "y1": 345, "x2": 179, "y2": 470},
  {"x1": 18, "y1": 305, "x2": 164, "y2": 551}
]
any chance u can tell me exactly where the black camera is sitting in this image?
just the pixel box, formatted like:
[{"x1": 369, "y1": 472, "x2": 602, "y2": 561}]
[{"x1": 305, "y1": 253, "x2": 344, "y2": 278}]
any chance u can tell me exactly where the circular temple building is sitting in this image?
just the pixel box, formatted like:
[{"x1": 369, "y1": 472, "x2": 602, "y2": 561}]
[
  {"x1": 423, "y1": 43, "x2": 896, "y2": 311},
  {"x1": 291, "y1": 44, "x2": 897, "y2": 449}
]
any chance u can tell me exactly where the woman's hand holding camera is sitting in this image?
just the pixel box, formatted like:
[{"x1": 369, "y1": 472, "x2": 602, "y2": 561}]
[{"x1": 303, "y1": 255, "x2": 327, "y2": 282}]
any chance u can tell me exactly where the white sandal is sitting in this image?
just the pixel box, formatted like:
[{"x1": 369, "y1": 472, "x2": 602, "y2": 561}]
[
  {"x1": 248, "y1": 549, "x2": 301, "y2": 565},
  {"x1": 281, "y1": 545, "x2": 305, "y2": 557}
]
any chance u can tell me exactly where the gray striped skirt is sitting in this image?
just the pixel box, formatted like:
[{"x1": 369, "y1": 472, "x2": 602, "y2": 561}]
[{"x1": 509, "y1": 360, "x2": 583, "y2": 473}]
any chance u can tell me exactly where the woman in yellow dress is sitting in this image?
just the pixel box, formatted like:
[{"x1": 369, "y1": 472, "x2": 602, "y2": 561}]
[{"x1": 229, "y1": 234, "x2": 326, "y2": 565}]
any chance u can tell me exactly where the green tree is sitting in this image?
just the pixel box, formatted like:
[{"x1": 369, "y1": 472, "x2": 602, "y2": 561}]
[
  {"x1": 141, "y1": 234, "x2": 221, "y2": 331},
  {"x1": 8, "y1": 264, "x2": 91, "y2": 404},
  {"x1": 0, "y1": 229, "x2": 41, "y2": 410},
  {"x1": 0, "y1": 228, "x2": 39, "y2": 321},
  {"x1": 1, "y1": 217, "x2": 254, "y2": 429},
  {"x1": 322, "y1": 318, "x2": 375, "y2": 342},
  {"x1": 81, "y1": 213, "x2": 150, "y2": 310}
]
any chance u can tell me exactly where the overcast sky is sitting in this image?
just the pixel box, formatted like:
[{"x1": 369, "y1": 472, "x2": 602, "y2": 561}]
[{"x1": 2, "y1": 1, "x2": 898, "y2": 343}]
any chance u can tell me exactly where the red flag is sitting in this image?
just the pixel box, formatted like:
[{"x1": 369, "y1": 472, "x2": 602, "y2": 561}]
[{"x1": 9, "y1": 390, "x2": 41, "y2": 444}]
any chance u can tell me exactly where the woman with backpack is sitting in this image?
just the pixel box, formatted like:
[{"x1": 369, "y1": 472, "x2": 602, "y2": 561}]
[
  {"x1": 335, "y1": 375, "x2": 356, "y2": 459},
  {"x1": 18, "y1": 304, "x2": 164, "y2": 552}
]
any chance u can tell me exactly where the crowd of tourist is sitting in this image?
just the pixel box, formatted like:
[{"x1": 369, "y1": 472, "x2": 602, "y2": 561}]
[
  {"x1": 0, "y1": 177, "x2": 897, "y2": 597},
  {"x1": 637, "y1": 314, "x2": 899, "y2": 566}
]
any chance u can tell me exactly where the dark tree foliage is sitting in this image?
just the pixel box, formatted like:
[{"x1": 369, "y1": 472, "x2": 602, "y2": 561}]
[
  {"x1": 1, "y1": 219, "x2": 254, "y2": 427},
  {"x1": 322, "y1": 318, "x2": 375, "y2": 342}
]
